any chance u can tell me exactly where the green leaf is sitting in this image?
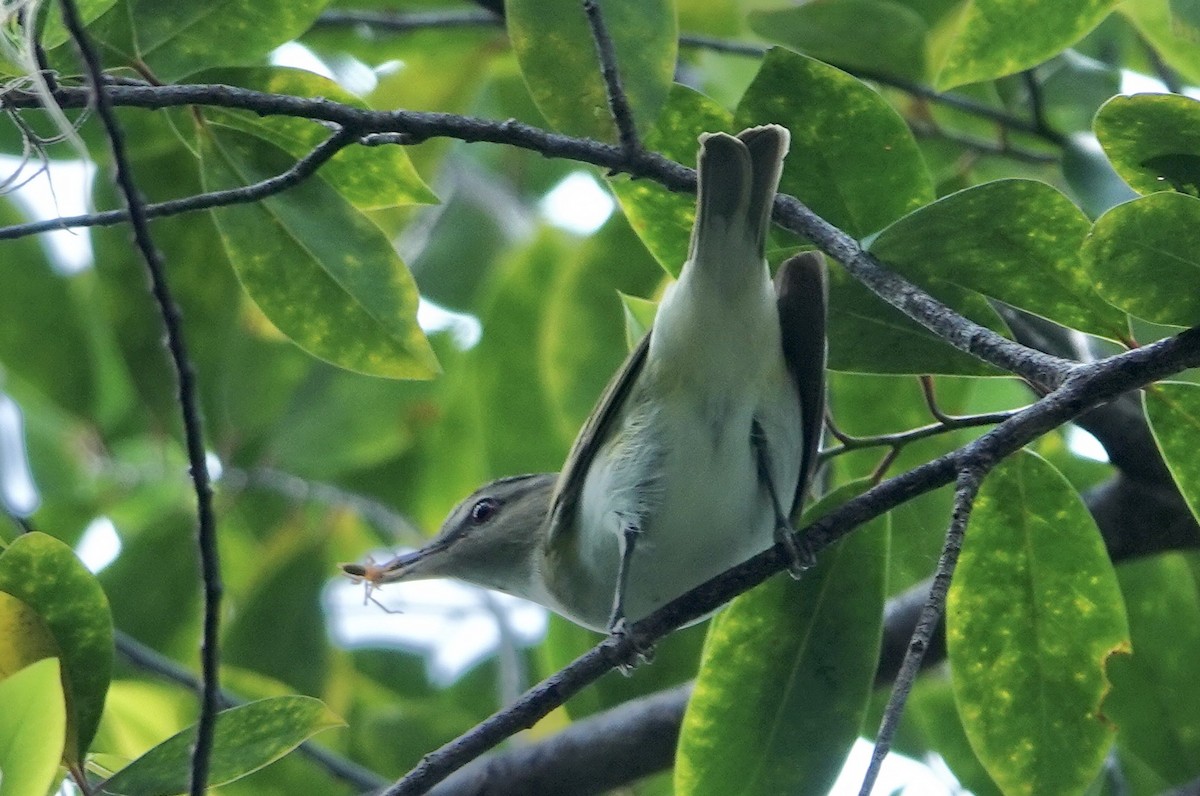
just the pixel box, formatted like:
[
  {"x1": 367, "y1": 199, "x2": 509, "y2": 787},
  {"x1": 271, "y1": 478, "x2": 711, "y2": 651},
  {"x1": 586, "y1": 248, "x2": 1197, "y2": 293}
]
[
  {"x1": 907, "y1": 679, "x2": 1003, "y2": 796},
  {"x1": 471, "y1": 231, "x2": 577, "y2": 473},
  {"x1": 871, "y1": 179, "x2": 1127, "y2": 339},
  {"x1": 827, "y1": 267, "x2": 1005, "y2": 375},
  {"x1": 1145, "y1": 382, "x2": 1200, "y2": 525},
  {"x1": 223, "y1": 535, "x2": 330, "y2": 696},
  {"x1": 99, "y1": 696, "x2": 344, "y2": 796},
  {"x1": 199, "y1": 125, "x2": 440, "y2": 379},
  {"x1": 610, "y1": 84, "x2": 734, "y2": 275},
  {"x1": 1121, "y1": 0, "x2": 1200, "y2": 86},
  {"x1": 1095, "y1": 93, "x2": 1200, "y2": 197},
  {"x1": 1106, "y1": 553, "x2": 1200, "y2": 787},
  {"x1": 1083, "y1": 192, "x2": 1200, "y2": 326},
  {"x1": 193, "y1": 67, "x2": 436, "y2": 210},
  {"x1": 82, "y1": 0, "x2": 329, "y2": 82},
  {"x1": 40, "y1": 0, "x2": 119, "y2": 49},
  {"x1": 1171, "y1": 0, "x2": 1200, "y2": 32},
  {"x1": 948, "y1": 451, "x2": 1128, "y2": 796},
  {"x1": 540, "y1": 215, "x2": 663, "y2": 441},
  {"x1": 0, "y1": 200, "x2": 96, "y2": 416},
  {"x1": 676, "y1": 484, "x2": 889, "y2": 796},
  {"x1": 931, "y1": 0, "x2": 1122, "y2": 89},
  {"x1": 0, "y1": 590, "x2": 60, "y2": 679},
  {"x1": 0, "y1": 533, "x2": 113, "y2": 763},
  {"x1": 749, "y1": 1, "x2": 930, "y2": 81},
  {"x1": 0, "y1": 658, "x2": 67, "y2": 796},
  {"x1": 620, "y1": 292, "x2": 658, "y2": 350},
  {"x1": 506, "y1": 0, "x2": 677, "y2": 141},
  {"x1": 737, "y1": 48, "x2": 934, "y2": 239}
]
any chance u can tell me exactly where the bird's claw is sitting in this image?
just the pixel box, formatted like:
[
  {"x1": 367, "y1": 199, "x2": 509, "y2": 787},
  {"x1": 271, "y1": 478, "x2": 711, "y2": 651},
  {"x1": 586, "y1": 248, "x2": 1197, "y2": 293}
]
[
  {"x1": 777, "y1": 524, "x2": 817, "y2": 580},
  {"x1": 607, "y1": 617, "x2": 655, "y2": 675}
]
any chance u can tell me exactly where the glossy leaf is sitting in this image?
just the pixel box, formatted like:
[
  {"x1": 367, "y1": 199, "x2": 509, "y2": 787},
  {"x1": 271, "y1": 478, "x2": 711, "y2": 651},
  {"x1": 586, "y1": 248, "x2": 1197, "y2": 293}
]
[
  {"x1": 540, "y1": 215, "x2": 663, "y2": 441},
  {"x1": 827, "y1": 267, "x2": 1005, "y2": 375},
  {"x1": 737, "y1": 48, "x2": 934, "y2": 239},
  {"x1": 194, "y1": 67, "x2": 436, "y2": 210},
  {"x1": 1145, "y1": 382, "x2": 1200, "y2": 525},
  {"x1": 99, "y1": 696, "x2": 344, "y2": 795},
  {"x1": 199, "y1": 125, "x2": 440, "y2": 379},
  {"x1": 930, "y1": 0, "x2": 1122, "y2": 89},
  {"x1": 750, "y1": 1, "x2": 929, "y2": 81},
  {"x1": 0, "y1": 590, "x2": 60, "y2": 679},
  {"x1": 0, "y1": 533, "x2": 113, "y2": 763},
  {"x1": 1121, "y1": 0, "x2": 1200, "y2": 86},
  {"x1": 871, "y1": 179, "x2": 1127, "y2": 340},
  {"x1": 1083, "y1": 192, "x2": 1200, "y2": 326},
  {"x1": 610, "y1": 84, "x2": 734, "y2": 275},
  {"x1": 948, "y1": 451, "x2": 1128, "y2": 796},
  {"x1": 676, "y1": 484, "x2": 889, "y2": 796},
  {"x1": 1095, "y1": 93, "x2": 1200, "y2": 197},
  {"x1": 907, "y1": 679, "x2": 1003, "y2": 796},
  {"x1": 82, "y1": 0, "x2": 329, "y2": 82},
  {"x1": 1106, "y1": 553, "x2": 1200, "y2": 787},
  {"x1": 507, "y1": 0, "x2": 676, "y2": 141},
  {"x1": 0, "y1": 658, "x2": 67, "y2": 796},
  {"x1": 40, "y1": 0, "x2": 119, "y2": 48}
]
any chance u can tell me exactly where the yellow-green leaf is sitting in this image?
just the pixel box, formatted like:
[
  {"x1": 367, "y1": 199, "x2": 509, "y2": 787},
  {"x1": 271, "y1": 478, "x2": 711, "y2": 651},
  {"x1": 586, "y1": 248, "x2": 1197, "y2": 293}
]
[
  {"x1": 0, "y1": 533, "x2": 113, "y2": 764},
  {"x1": 949, "y1": 451, "x2": 1128, "y2": 796}
]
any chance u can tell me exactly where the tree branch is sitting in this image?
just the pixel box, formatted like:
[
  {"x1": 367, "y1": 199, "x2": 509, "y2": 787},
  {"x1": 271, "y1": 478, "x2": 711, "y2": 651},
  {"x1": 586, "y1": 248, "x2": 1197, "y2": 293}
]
[
  {"x1": 0, "y1": 81, "x2": 1071, "y2": 385},
  {"x1": 384, "y1": 326, "x2": 1200, "y2": 795},
  {"x1": 0, "y1": 126, "x2": 357, "y2": 239},
  {"x1": 861, "y1": 466, "x2": 983, "y2": 795},
  {"x1": 54, "y1": 3, "x2": 223, "y2": 792},
  {"x1": 582, "y1": 0, "x2": 641, "y2": 155}
]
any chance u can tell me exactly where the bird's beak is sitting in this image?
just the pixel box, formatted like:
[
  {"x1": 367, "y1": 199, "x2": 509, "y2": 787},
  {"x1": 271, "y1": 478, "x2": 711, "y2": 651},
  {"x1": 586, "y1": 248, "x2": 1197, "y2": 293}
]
[{"x1": 340, "y1": 538, "x2": 452, "y2": 586}]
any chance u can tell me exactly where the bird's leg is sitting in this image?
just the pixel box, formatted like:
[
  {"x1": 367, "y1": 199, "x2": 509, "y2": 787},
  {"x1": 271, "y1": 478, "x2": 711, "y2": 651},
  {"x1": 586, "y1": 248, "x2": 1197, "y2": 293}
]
[
  {"x1": 752, "y1": 418, "x2": 816, "y2": 579},
  {"x1": 608, "y1": 515, "x2": 655, "y2": 674}
]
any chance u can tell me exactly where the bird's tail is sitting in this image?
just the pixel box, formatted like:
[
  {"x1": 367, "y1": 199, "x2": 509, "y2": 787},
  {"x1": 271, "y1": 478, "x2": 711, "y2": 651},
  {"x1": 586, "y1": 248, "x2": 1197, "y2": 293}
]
[{"x1": 688, "y1": 124, "x2": 790, "y2": 266}]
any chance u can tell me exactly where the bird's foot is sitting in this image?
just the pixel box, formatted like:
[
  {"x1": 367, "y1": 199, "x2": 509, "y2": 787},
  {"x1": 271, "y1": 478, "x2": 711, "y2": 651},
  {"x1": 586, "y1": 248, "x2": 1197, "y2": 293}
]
[
  {"x1": 776, "y1": 524, "x2": 817, "y2": 580},
  {"x1": 607, "y1": 617, "x2": 655, "y2": 676}
]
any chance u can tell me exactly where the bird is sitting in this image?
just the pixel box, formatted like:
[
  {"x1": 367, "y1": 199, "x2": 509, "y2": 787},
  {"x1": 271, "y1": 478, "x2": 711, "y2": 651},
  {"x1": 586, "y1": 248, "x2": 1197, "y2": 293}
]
[{"x1": 343, "y1": 124, "x2": 827, "y2": 635}]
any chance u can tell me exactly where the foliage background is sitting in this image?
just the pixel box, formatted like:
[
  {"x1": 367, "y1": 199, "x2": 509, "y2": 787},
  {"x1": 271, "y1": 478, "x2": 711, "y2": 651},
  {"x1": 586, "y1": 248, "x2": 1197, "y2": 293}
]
[{"x1": 2, "y1": 0, "x2": 1200, "y2": 794}]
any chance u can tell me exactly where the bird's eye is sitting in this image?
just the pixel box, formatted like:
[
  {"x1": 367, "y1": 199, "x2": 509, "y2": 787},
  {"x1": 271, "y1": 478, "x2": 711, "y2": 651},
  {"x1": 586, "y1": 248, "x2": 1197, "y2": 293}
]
[{"x1": 469, "y1": 497, "x2": 499, "y2": 524}]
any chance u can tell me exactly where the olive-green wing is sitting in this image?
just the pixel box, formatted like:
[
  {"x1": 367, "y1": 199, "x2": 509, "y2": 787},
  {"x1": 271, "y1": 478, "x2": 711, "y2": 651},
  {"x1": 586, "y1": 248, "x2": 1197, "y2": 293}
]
[
  {"x1": 775, "y1": 251, "x2": 828, "y2": 515},
  {"x1": 546, "y1": 331, "x2": 652, "y2": 544}
]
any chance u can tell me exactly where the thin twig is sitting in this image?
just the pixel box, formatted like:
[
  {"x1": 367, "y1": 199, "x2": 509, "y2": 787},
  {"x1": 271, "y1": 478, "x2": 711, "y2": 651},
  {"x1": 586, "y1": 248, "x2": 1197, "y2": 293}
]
[
  {"x1": 316, "y1": 7, "x2": 501, "y2": 31},
  {"x1": 908, "y1": 121, "x2": 1059, "y2": 165},
  {"x1": 919, "y1": 375, "x2": 954, "y2": 424},
  {"x1": 114, "y1": 632, "x2": 389, "y2": 792},
  {"x1": 820, "y1": 408, "x2": 1025, "y2": 461},
  {"x1": 858, "y1": 466, "x2": 984, "y2": 795},
  {"x1": 581, "y1": 0, "x2": 641, "y2": 155},
  {"x1": 1021, "y1": 68, "x2": 1051, "y2": 141},
  {"x1": 0, "y1": 127, "x2": 356, "y2": 240},
  {"x1": 384, "y1": 327, "x2": 1200, "y2": 795},
  {"x1": 53, "y1": 2, "x2": 223, "y2": 792}
]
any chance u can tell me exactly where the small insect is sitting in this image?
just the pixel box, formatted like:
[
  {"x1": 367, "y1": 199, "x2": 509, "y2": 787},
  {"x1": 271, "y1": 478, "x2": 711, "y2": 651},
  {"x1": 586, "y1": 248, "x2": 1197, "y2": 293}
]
[{"x1": 341, "y1": 556, "x2": 403, "y2": 614}]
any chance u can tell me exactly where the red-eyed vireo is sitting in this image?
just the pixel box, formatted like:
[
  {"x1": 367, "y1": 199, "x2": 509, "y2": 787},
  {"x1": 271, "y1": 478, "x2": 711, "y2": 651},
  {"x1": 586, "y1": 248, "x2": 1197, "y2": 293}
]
[{"x1": 343, "y1": 125, "x2": 827, "y2": 634}]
